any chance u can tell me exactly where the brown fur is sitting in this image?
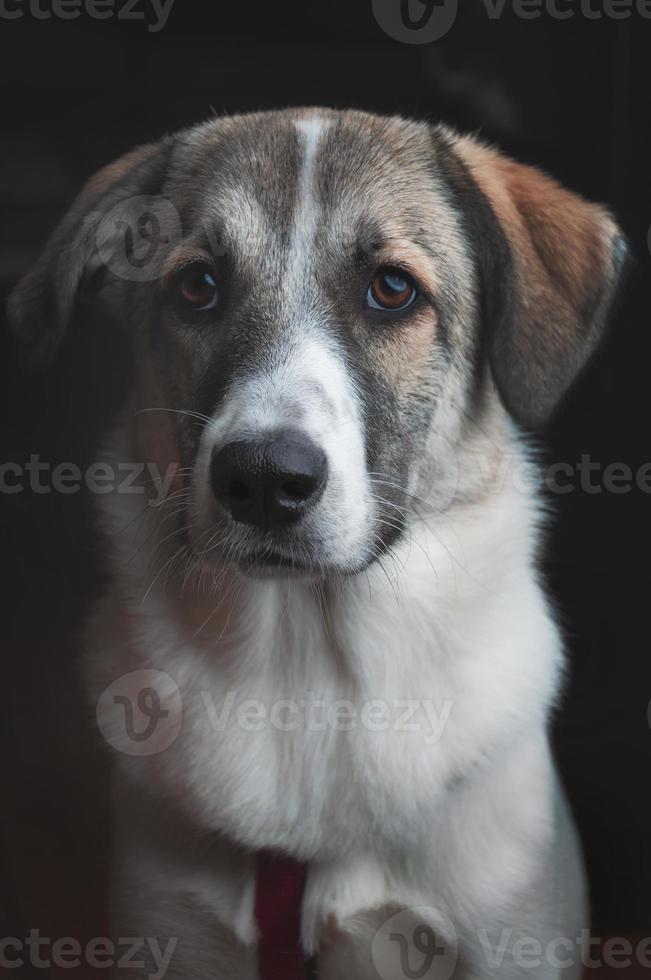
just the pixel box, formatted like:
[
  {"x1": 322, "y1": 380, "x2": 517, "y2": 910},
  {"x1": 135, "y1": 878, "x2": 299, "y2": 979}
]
[{"x1": 454, "y1": 133, "x2": 622, "y2": 425}]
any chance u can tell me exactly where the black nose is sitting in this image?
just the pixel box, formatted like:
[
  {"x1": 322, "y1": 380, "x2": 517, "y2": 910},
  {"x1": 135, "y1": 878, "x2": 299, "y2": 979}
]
[{"x1": 211, "y1": 430, "x2": 328, "y2": 531}]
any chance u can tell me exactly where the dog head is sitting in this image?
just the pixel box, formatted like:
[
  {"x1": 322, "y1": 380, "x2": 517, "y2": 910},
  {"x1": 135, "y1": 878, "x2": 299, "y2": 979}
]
[{"x1": 8, "y1": 108, "x2": 625, "y2": 578}]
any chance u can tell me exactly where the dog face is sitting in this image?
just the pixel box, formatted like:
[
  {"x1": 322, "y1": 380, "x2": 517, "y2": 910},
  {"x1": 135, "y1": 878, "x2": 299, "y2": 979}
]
[{"x1": 8, "y1": 108, "x2": 625, "y2": 578}]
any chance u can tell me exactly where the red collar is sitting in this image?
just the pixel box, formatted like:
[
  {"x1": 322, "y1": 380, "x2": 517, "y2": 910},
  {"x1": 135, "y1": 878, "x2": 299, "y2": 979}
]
[{"x1": 255, "y1": 850, "x2": 309, "y2": 979}]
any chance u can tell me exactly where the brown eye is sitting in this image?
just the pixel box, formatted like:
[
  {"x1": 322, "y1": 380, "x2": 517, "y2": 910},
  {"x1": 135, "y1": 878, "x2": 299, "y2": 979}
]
[
  {"x1": 367, "y1": 267, "x2": 417, "y2": 311},
  {"x1": 177, "y1": 265, "x2": 218, "y2": 311}
]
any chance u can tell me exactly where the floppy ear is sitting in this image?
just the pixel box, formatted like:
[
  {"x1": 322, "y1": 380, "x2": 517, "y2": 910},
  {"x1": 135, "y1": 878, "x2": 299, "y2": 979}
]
[
  {"x1": 6, "y1": 139, "x2": 173, "y2": 366},
  {"x1": 444, "y1": 133, "x2": 627, "y2": 428}
]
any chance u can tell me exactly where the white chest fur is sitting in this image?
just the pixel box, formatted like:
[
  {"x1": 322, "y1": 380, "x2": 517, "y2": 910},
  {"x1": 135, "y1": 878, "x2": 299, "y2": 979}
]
[{"x1": 88, "y1": 444, "x2": 561, "y2": 866}]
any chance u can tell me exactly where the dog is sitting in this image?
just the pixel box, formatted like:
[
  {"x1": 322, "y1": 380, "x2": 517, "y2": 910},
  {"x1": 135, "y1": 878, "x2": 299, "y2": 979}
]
[{"x1": 8, "y1": 108, "x2": 625, "y2": 979}]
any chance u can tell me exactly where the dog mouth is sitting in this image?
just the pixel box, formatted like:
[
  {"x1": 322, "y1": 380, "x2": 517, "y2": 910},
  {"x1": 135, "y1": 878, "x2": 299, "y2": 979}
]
[
  {"x1": 234, "y1": 532, "x2": 399, "y2": 580},
  {"x1": 228, "y1": 529, "x2": 382, "y2": 578},
  {"x1": 186, "y1": 506, "x2": 407, "y2": 581},
  {"x1": 237, "y1": 546, "x2": 327, "y2": 579}
]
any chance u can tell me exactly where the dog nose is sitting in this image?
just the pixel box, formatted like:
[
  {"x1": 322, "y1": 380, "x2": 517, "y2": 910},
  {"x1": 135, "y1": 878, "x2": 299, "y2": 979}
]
[{"x1": 211, "y1": 430, "x2": 328, "y2": 531}]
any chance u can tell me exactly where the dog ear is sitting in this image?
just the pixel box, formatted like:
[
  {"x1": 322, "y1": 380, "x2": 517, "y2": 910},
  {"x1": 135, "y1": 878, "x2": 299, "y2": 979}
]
[
  {"x1": 444, "y1": 132, "x2": 627, "y2": 429},
  {"x1": 6, "y1": 139, "x2": 173, "y2": 366}
]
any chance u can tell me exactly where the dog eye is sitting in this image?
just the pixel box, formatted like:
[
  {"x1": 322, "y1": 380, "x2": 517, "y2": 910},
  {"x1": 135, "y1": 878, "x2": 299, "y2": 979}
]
[
  {"x1": 367, "y1": 267, "x2": 417, "y2": 312},
  {"x1": 177, "y1": 265, "x2": 219, "y2": 311}
]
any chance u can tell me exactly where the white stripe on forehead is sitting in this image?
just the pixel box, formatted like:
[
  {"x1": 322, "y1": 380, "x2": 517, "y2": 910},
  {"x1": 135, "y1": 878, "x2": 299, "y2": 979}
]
[{"x1": 286, "y1": 116, "x2": 327, "y2": 306}]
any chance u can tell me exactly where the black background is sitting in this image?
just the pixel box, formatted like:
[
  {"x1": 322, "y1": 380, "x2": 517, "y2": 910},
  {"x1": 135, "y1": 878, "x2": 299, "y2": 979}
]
[{"x1": 1, "y1": 0, "x2": 650, "y2": 957}]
